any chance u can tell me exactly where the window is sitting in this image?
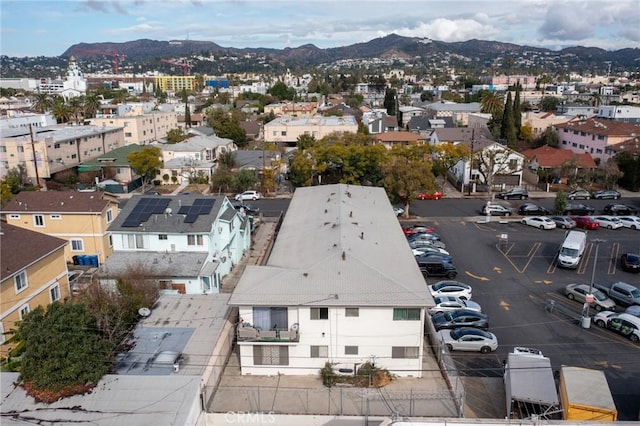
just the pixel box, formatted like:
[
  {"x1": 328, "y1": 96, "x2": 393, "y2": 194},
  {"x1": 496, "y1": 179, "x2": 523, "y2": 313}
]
[
  {"x1": 108, "y1": 235, "x2": 113, "y2": 247},
  {"x1": 252, "y1": 307, "x2": 289, "y2": 330},
  {"x1": 19, "y1": 304, "x2": 30, "y2": 320},
  {"x1": 187, "y1": 234, "x2": 204, "y2": 246},
  {"x1": 15, "y1": 270, "x2": 28, "y2": 292},
  {"x1": 393, "y1": 308, "x2": 420, "y2": 320},
  {"x1": 50, "y1": 214, "x2": 62, "y2": 220},
  {"x1": 106, "y1": 209, "x2": 113, "y2": 223},
  {"x1": 310, "y1": 345, "x2": 328, "y2": 358},
  {"x1": 311, "y1": 307, "x2": 329, "y2": 320},
  {"x1": 345, "y1": 346, "x2": 358, "y2": 355},
  {"x1": 54, "y1": 143, "x2": 60, "y2": 148},
  {"x1": 0, "y1": 146, "x2": 5, "y2": 152},
  {"x1": 17, "y1": 146, "x2": 24, "y2": 153},
  {"x1": 34, "y1": 214, "x2": 44, "y2": 227},
  {"x1": 50, "y1": 284, "x2": 61, "y2": 302},
  {"x1": 159, "y1": 234, "x2": 168, "y2": 240},
  {"x1": 9, "y1": 214, "x2": 20, "y2": 220},
  {"x1": 125, "y1": 132, "x2": 132, "y2": 137},
  {"x1": 508, "y1": 159, "x2": 518, "y2": 170},
  {"x1": 392, "y1": 346, "x2": 419, "y2": 358},
  {"x1": 345, "y1": 308, "x2": 359, "y2": 317},
  {"x1": 70, "y1": 239, "x2": 84, "y2": 251},
  {"x1": 0, "y1": 323, "x2": 5, "y2": 345},
  {"x1": 598, "y1": 135, "x2": 605, "y2": 140},
  {"x1": 253, "y1": 345, "x2": 289, "y2": 365}
]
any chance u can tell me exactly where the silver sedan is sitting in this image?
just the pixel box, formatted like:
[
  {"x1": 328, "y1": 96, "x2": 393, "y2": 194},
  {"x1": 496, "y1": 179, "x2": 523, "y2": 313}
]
[{"x1": 565, "y1": 283, "x2": 616, "y2": 311}]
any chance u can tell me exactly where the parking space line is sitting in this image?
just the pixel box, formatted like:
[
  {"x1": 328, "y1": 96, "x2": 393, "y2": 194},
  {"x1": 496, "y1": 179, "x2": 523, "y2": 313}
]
[
  {"x1": 496, "y1": 242, "x2": 515, "y2": 255},
  {"x1": 497, "y1": 242, "x2": 540, "y2": 273},
  {"x1": 576, "y1": 242, "x2": 594, "y2": 275},
  {"x1": 546, "y1": 251, "x2": 559, "y2": 274},
  {"x1": 608, "y1": 242, "x2": 619, "y2": 274}
]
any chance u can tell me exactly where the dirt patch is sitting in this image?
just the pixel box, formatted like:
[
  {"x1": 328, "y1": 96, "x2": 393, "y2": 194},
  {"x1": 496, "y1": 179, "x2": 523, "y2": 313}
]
[{"x1": 22, "y1": 381, "x2": 95, "y2": 404}]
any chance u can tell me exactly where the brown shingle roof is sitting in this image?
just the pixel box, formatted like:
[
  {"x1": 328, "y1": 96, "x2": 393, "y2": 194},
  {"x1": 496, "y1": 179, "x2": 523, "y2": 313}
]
[
  {"x1": 373, "y1": 131, "x2": 419, "y2": 142},
  {"x1": 521, "y1": 145, "x2": 597, "y2": 168},
  {"x1": 554, "y1": 117, "x2": 640, "y2": 136},
  {"x1": 3, "y1": 191, "x2": 114, "y2": 214},
  {"x1": 0, "y1": 223, "x2": 67, "y2": 280}
]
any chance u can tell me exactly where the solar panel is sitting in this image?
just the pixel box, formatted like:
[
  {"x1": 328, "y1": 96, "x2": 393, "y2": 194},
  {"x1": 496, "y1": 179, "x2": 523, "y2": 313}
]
[
  {"x1": 121, "y1": 197, "x2": 171, "y2": 227},
  {"x1": 175, "y1": 198, "x2": 215, "y2": 224}
]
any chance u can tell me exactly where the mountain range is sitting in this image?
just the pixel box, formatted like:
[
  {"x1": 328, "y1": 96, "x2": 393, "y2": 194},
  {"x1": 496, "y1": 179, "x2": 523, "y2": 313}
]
[{"x1": 63, "y1": 34, "x2": 639, "y2": 71}]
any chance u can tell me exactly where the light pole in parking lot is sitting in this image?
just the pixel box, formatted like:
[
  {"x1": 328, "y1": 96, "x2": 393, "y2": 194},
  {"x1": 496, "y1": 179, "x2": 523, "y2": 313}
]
[{"x1": 582, "y1": 238, "x2": 605, "y2": 329}]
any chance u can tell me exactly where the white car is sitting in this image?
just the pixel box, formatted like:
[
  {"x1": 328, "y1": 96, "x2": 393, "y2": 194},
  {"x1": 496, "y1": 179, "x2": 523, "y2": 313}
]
[
  {"x1": 428, "y1": 296, "x2": 482, "y2": 314},
  {"x1": 592, "y1": 216, "x2": 623, "y2": 230},
  {"x1": 412, "y1": 246, "x2": 450, "y2": 256},
  {"x1": 235, "y1": 190, "x2": 261, "y2": 201},
  {"x1": 438, "y1": 327, "x2": 498, "y2": 353},
  {"x1": 393, "y1": 206, "x2": 404, "y2": 216},
  {"x1": 618, "y1": 216, "x2": 640, "y2": 230},
  {"x1": 520, "y1": 216, "x2": 556, "y2": 230},
  {"x1": 428, "y1": 280, "x2": 472, "y2": 300}
]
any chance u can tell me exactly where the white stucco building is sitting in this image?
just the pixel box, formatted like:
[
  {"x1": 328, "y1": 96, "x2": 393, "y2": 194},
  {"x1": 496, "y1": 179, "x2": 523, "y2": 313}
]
[
  {"x1": 264, "y1": 115, "x2": 358, "y2": 144},
  {"x1": 229, "y1": 184, "x2": 433, "y2": 377}
]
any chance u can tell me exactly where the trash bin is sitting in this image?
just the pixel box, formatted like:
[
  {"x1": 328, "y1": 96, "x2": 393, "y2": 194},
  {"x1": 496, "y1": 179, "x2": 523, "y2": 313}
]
[
  {"x1": 72, "y1": 255, "x2": 80, "y2": 265},
  {"x1": 90, "y1": 255, "x2": 99, "y2": 267}
]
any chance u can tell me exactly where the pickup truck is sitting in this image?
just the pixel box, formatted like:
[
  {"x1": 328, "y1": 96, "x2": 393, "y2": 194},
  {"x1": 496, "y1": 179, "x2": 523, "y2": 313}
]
[{"x1": 595, "y1": 282, "x2": 640, "y2": 307}]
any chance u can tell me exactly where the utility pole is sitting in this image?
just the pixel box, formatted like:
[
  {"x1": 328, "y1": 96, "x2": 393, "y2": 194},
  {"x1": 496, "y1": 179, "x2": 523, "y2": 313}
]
[
  {"x1": 582, "y1": 238, "x2": 605, "y2": 329},
  {"x1": 467, "y1": 128, "x2": 475, "y2": 196},
  {"x1": 29, "y1": 123, "x2": 41, "y2": 188}
]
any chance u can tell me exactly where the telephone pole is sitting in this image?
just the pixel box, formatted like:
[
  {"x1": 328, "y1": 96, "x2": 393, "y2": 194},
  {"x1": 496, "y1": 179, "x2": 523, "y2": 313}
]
[{"x1": 29, "y1": 123, "x2": 41, "y2": 188}]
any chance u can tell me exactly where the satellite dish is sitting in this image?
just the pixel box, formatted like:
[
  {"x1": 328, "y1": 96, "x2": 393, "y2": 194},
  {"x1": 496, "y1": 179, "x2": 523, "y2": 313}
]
[{"x1": 138, "y1": 307, "x2": 151, "y2": 317}]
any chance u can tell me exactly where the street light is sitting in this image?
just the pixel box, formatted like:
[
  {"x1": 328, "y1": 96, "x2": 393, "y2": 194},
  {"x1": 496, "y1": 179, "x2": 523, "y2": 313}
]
[{"x1": 582, "y1": 238, "x2": 605, "y2": 329}]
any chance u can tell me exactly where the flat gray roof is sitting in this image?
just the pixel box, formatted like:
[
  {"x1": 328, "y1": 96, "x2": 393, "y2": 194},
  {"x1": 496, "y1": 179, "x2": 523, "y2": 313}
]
[
  {"x1": 229, "y1": 184, "x2": 433, "y2": 307},
  {"x1": 98, "y1": 251, "x2": 209, "y2": 278}
]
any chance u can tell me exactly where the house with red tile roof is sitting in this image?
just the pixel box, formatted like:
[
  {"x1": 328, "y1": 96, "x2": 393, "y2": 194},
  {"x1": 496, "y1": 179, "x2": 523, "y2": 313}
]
[
  {"x1": 521, "y1": 145, "x2": 597, "y2": 171},
  {"x1": 554, "y1": 117, "x2": 640, "y2": 161}
]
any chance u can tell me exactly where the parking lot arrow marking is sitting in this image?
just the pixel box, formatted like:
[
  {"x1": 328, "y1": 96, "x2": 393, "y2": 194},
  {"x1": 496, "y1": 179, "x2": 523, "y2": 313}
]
[
  {"x1": 465, "y1": 271, "x2": 490, "y2": 281},
  {"x1": 534, "y1": 279, "x2": 553, "y2": 285},
  {"x1": 493, "y1": 266, "x2": 502, "y2": 274},
  {"x1": 499, "y1": 300, "x2": 510, "y2": 311}
]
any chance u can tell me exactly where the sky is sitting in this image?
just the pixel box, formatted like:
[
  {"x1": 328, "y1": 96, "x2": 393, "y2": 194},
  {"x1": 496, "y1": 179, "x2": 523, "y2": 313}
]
[{"x1": 1, "y1": 0, "x2": 639, "y2": 57}]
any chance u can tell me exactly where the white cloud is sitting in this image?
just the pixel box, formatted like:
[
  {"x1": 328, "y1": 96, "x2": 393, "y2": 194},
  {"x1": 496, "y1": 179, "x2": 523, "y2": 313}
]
[{"x1": 395, "y1": 18, "x2": 501, "y2": 42}]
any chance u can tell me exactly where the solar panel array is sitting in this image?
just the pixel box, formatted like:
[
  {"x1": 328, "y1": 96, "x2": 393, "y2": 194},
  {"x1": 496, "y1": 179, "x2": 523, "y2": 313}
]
[
  {"x1": 177, "y1": 198, "x2": 215, "y2": 223},
  {"x1": 122, "y1": 197, "x2": 171, "y2": 227}
]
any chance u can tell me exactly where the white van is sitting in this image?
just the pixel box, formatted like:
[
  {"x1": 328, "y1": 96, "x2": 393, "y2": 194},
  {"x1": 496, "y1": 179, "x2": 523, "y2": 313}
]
[{"x1": 558, "y1": 230, "x2": 587, "y2": 269}]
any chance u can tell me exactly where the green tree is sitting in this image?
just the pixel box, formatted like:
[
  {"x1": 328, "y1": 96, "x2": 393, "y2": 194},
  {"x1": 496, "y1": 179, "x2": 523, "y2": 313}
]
[
  {"x1": 231, "y1": 169, "x2": 259, "y2": 192},
  {"x1": 268, "y1": 81, "x2": 295, "y2": 100},
  {"x1": 207, "y1": 109, "x2": 247, "y2": 148},
  {"x1": 431, "y1": 143, "x2": 471, "y2": 195},
  {"x1": 18, "y1": 302, "x2": 114, "y2": 394},
  {"x1": 381, "y1": 145, "x2": 437, "y2": 218},
  {"x1": 68, "y1": 96, "x2": 84, "y2": 125},
  {"x1": 288, "y1": 150, "x2": 315, "y2": 187},
  {"x1": 480, "y1": 91, "x2": 503, "y2": 116},
  {"x1": 83, "y1": 92, "x2": 101, "y2": 119},
  {"x1": 51, "y1": 97, "x2": 70, "y2": 123},
  {"x1": 475, "y1": 144, "x2": 523, "y2": 198},
  {"x1": 33, "y1": 93, "x2": 52, "y2": 113},
  {"x1": 555, "y1": 191, "x2": 567, "y2": 215},
  {"x1": 182, "y1": 88, "x2": 191, "y2": 128},
  {"x1": 500, "y1": 92, "x2": 517, "y2": 148},
  {"x1": 614, "y1": 151, "x2": 640, "y2": 191},
  {"x1": 3, "y1": 164, "x2": 28, "y2": 193},
  {"x1": 166, "y1": 127, "x2": 187, "y2": 144},
  {"x1": 127, "y1": 146, "x2": 163, "y2": 192},
  {"x1": 218, "y1": 151, "x2": 236, "y2": 169},
  {"x1": 537, "y1": 126, "x2": 559, "y2": 147},
  {"x1": 210, "y1": 167, "x2": 234, "y2": 193},
  {"x1": 383, "y1": 88, "x2": 397, "y2": 117},
  {"x1": 297, "y1": 134, "x2": 317, "y2": 151},
  {"x1": 513, "y1": 84, "x2": 522, "y2": 136},
  {"x1": 420, "y1": 91, "x2": 434, "y2": 102},
  {"x1": 540, "y1": 96, "x2": 561, "y2": 112}
]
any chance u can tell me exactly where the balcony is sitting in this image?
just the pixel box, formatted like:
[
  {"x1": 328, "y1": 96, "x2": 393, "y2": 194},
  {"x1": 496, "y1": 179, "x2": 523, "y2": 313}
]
[{"x1": 236, "y1": 323, "x2": 299, "y2": 343}]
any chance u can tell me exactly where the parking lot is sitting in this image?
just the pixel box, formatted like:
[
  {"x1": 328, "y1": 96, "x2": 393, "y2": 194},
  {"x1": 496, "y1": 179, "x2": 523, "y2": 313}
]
[{"x1": 415, "y1": 217, "x2": 640, "y2": 420}]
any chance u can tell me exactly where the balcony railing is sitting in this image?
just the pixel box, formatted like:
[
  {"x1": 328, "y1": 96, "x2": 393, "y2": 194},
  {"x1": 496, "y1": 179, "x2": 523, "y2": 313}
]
[{"x1": 236, "y1": 324, "x2": 299, "y2": 342}]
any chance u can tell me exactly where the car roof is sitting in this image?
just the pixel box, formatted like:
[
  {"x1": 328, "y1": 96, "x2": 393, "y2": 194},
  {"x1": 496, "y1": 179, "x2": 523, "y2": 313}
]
[
  {"x1": 614, "y1": 313, "x2": 640, "y2": 326},
  {"x1": 451, "y1": 327, "x2": 492, "y2": 337},
  {"x1": 432, "y1": 280, "x2": 468, "y2": 289}
]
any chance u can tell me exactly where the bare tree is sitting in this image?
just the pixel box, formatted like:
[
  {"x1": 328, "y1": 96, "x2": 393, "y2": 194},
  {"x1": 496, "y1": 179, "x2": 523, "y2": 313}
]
[{"x1": 475, "y1": 144, "x2": 524, "y2": 199}]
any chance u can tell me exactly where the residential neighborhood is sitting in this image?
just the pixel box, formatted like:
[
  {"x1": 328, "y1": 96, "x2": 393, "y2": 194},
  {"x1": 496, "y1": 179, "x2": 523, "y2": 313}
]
[{"x1": 1, "y1": 23, "x2": 640, "y2": 426}]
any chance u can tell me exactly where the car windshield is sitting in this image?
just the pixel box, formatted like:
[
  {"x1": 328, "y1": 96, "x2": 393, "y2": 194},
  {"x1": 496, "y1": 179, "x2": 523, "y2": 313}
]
[
  {"x1": 593, "y1": 289, "x2": 608, "y2": 301},
  {"x1": 560, "y1": 247, "x2": 579, "y2": 257},
  {"x1": 631, "y1": 289, "x2": 640, "y2": 298},
  {"x1": 450, "y1": 329, "x2": 465, "y2": 339}
]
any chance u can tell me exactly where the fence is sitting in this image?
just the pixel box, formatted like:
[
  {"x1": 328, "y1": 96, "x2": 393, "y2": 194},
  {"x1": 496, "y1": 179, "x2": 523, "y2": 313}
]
[{"x1": 208, "y1": 385, "x2": 459, "y2": 418}]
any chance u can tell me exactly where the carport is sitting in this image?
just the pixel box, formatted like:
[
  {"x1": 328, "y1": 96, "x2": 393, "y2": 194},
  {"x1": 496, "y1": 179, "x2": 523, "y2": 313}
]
[{"x1": 504, "y1": 353, "x2": 562, "y2": 420}]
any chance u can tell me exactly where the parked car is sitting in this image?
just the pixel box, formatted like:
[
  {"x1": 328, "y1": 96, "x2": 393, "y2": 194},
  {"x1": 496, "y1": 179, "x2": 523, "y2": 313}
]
[
  {"x1": 415, "y1": 251, "x2": 453, "y2": 264},
  {"x1": 595, "y1": 281, "x2": 640, "y2": 307},
  {"x1": 593, "y1": 312, "x2": 640, "y2": 343},
  {"x1": 409, "y1": 239, "x2": 447, "y2": 250},
  {"x1": 428, "y1": 296, "x2": 482, "y2": 314},
  {"x1": 407, "y1": 232, "x2": 441, "y2": 243},
  {"x1": 419, "y1": 259, "x2": 458, "y2": 279},
  {"x1": 428, "y1": 280, "x2": 472, "y2": 300},
  {"x1": 621, "y1": 253, "x2": 640, "y2": 273},
  {"x1": 592, "y1": 216, "x2": 623, "y2": 229},
  {"x1": 625, "y1": 305, "x2": 640, "y2": 318},
  {"x1": 564, "y1": 283, "x2": 616, "y2": 311},
  {"x1": 567, "y1": 188, "x2": 592, "y2": 200},
  {"x1": 520, "y1": 216, "x2": 556, "y2": 230},
  {"x1": 481, "y1": 204, "x2": 512, "y2": 216},
  {"x1": 432, "y1": 309, "x2": 489, "y2": 331},
  {"x1": 518, "y1": 203, "x2": 550, "y2": 216},
  {"x1": 593, "y1": 189, "x2": 621, "y2": 200},
  {"x1": 497, "y1": 188, "x2": 529, "y2": 200},
  {"x1": 393, "y1": 206, "x2": 404, "y2": 216},
  {"x1": 571, "y1": 216, "x2": 600, "y2": 230},
  {"x1": 402, "y1": 225, "x2": 437, "y2": 236},
  {"x1": 437, "y1": 327, "x2": 498, "y2": 353},
  {"x1": 618, "y1": 216, "x2": 640, "y2": 230},
  {"x1": 564, "y1": 203, "x2": 596, "y2": 215},
  {"x1": 417, "y1": 191, "x2": 443, "y2": 200},
  {"x1": 235, "y1": 190, "x2": 262, "y2": 201},
  {"x1": 231, "y1": 202, "x2": 260, "y2": 215},
  {"x1": 603, "y1": 203, "x2": 638, "y2": 216},
  {"x1": 550, "y1": 216, "x2": 576, "y2": 229},
  {"x1": 412, "y1": 246, "x2": 450, "y2": 256}
]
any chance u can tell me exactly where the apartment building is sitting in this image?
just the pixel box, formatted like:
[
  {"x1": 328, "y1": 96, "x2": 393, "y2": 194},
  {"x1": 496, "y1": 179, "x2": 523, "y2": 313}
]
[
  {"x1": 0, "y1": 223, "x2": 70, "y2": 357},
  {"x1": 3, "y1": 191, "x2": 119, "y2": 264},
  {"x1": 90, "y1": 104, "x2": 177, "y2": 146},
  {"x1": 264, "y1": 115, "x2": 358, "y2": 145},
  {"x1": 0, "y1": 124, "x2": 124, "y2": 183}
]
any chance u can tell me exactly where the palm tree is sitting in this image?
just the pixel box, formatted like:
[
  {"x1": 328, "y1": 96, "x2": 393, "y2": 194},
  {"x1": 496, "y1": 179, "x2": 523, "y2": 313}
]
[
  {"x1": 480, "y1": 92, "x2": 504, "y2": 116},
  {"x1": 51, "y1": 98, "x2": 70, "y2": 123},
  {"x1": 32, "y1": 93, "x2": 52, "y2": 113},
  {"x1": 68, "y1": 96, "x2": 84, "y2": 125},
  {"x1": 83, "y1": 93, "x2": 101, "y2": 119}
]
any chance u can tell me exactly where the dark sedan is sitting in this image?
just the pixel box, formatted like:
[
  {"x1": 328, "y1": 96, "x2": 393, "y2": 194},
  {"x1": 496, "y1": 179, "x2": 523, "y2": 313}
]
[
  {"x1": 593, "y1": 190, "x2": 621, "y2": 200},
  {"x1": 603, "y1": 203, "x2": 638, "y2": 216},
  {"x1": 621, "y1": 253, "x2": 640, "y2": 273},
  {"x1": 431, "y1": 309, "x2": 489, "y2": 331},
  {"x1": 518, "y1": 203, "x2": 550, "y2": 216},
  {"x1": 564, "y1": 203, "x2": 596, "y2": 215}
]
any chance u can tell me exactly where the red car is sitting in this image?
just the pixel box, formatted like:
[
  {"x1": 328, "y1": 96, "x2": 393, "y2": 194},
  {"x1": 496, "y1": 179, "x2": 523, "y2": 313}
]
[
  {"x1": 402, "y1": 225, "x2": 437, "y2": 236},
  {"x1": 417, "y1": 191, "x2": 443, "y2": 200},
  {"x1": 571, "y1": 216, "x2": 600, "y2": 230}
]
